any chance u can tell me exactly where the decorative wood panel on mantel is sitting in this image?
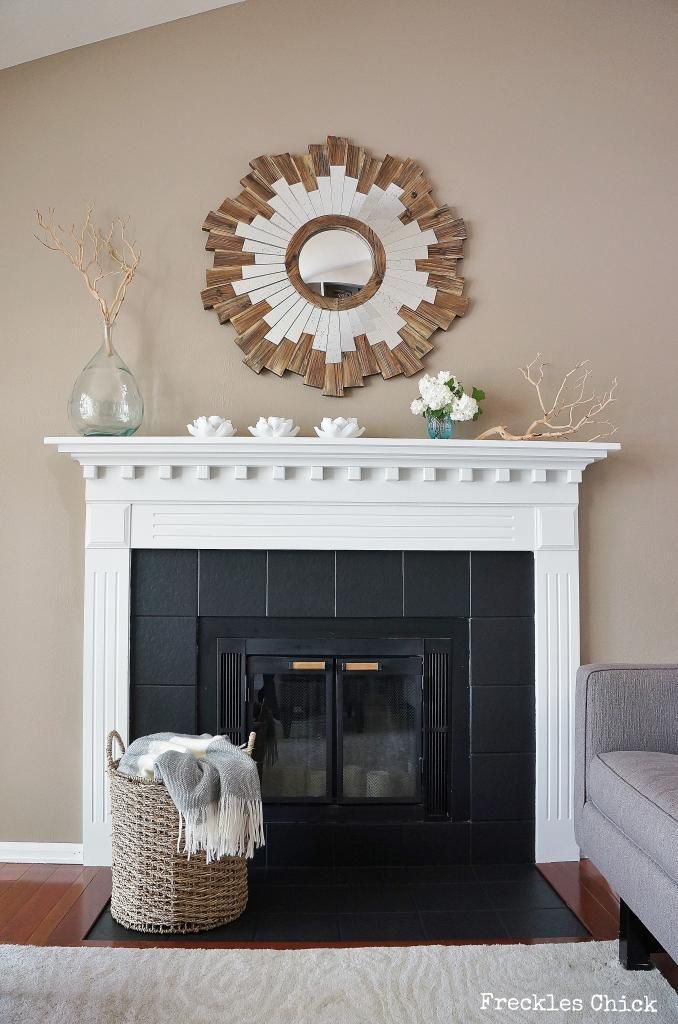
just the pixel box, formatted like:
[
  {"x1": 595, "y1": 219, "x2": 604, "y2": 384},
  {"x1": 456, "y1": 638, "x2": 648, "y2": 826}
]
[{"x1": 45, "y1": 436, "x2": 619, "y2": 865}]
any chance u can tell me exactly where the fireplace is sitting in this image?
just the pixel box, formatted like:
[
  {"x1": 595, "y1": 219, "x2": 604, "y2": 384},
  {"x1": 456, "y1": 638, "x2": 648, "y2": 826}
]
[
  {"x1": 129, "y1": 548, "x2": 535, "y2": 865},
  {"x1": 244, "y1": 644, "x2": 424, "y2": 807},
  {"x1": 45, "y1": 434, "x2": 619, "y2": 864}
]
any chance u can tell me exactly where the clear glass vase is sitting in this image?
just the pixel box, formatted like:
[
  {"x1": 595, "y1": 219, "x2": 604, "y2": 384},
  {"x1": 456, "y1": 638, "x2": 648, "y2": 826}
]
[
  {"x1": 68, "y1": 323, "x2": 143, "y2": 436},
  {"x1": 426, "y1": 412, "x2": 454, "y2": 440}
]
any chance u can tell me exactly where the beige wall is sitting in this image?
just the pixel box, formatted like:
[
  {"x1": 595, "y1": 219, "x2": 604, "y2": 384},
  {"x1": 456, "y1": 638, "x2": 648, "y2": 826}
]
[{"x1": 1, "y1": 0, "x2": 677, "y2": 843}]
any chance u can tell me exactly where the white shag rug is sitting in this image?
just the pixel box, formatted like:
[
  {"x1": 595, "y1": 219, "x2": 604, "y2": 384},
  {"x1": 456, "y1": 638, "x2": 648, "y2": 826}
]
[{"x1": 1, "y1": 941, "x2": 676, "y2": 1024}]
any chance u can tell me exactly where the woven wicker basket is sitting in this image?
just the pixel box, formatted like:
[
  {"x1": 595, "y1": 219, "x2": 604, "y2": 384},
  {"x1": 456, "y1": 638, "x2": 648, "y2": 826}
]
[{"x1": 106, "y1": 730, "x2": 256, "y2": 934}]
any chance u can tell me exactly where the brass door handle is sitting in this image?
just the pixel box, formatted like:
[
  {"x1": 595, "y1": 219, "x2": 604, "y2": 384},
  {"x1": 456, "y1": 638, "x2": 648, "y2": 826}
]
[
  {"x1": 290, "y1": 660, "x2": 326, "y2": 670},
  {"x1": 342, "y1": 662, "x2": 380, "y2": 672}
]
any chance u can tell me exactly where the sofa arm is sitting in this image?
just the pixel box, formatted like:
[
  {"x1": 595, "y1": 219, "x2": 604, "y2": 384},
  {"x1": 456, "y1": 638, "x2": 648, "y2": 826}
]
[{"x1": 575, "y1": 664, "x2": 678, "y2": 815}]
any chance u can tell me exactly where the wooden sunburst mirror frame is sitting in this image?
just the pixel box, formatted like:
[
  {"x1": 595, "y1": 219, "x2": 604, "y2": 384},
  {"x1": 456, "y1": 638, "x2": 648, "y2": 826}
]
[{"x1": 201, "y1": 135, "x2": 468, "y2": 397}]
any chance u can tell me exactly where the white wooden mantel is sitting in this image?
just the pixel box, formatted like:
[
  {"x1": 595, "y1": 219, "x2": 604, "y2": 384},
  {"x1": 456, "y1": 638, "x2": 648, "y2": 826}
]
[{"x1": 45, "y1": 436, "x2": 619, "y2": 866}]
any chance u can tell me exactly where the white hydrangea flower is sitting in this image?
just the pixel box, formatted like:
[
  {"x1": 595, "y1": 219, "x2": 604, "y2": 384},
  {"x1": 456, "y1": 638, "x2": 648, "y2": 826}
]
[
  {"x1": 410, "y1": 399, "x2": 425, "y2": 416},
  {"x1": 451, "y1": 393, "x2": 478, "y2": 422}
]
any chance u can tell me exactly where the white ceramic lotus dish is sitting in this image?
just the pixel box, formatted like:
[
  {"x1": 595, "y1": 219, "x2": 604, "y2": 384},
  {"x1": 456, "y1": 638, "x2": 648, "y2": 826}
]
[
  {"x1": 248, "y1": 416, "x2": 300, "y2": 438},
  {"x1": 314, "y1": 416, "x2": 366, "y2": 439},
  {"x1": 187, "y1": 416, "x2": 236, "y2": 437}
]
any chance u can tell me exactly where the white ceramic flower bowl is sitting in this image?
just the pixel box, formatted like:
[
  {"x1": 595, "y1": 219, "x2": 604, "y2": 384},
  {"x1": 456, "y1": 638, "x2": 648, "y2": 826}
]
[
  {"x1": 314, "y1": 417, "x2": 366, "y2": 439},
  {"x1": 248, "y1": 416, "x2": 300, "y2": 438},
  {"x1": 187, "y1": 416, "x2": 236, "y2": 438}
]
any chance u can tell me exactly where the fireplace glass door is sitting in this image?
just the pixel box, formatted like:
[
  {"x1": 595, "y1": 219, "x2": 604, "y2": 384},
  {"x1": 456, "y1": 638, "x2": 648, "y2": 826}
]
[
  {"x1": 338, "y1": 657, "x2": 421, "y2": 803},
  {"x1": 247, "y1": 654, "x2": 422, "y2": 804}
]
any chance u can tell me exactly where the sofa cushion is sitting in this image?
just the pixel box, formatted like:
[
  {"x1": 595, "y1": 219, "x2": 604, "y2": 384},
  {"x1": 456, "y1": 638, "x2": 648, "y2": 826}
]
[{"x1": 588, "y1": 750, "x2": 678, "y2": 885}]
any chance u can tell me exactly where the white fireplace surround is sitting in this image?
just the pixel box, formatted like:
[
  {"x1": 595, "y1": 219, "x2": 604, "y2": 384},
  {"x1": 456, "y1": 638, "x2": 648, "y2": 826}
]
[{"x1": 45, "y1": 435, "x2": 619, "y2": 866}]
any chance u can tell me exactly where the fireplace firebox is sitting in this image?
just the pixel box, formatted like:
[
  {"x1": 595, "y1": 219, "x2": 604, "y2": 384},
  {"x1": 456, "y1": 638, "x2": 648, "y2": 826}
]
[{"x1": 215, "y1": 638, "x2": 457, "y2": 816}]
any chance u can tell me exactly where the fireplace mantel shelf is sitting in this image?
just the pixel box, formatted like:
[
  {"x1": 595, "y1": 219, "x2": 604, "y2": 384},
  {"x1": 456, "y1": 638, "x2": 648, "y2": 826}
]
[
  {"x1": 46, "y1": 434, "x2": 619, "y2": 866},
  {"x1": 45, "y1": 436, "x2": 619, "y2": 482}
]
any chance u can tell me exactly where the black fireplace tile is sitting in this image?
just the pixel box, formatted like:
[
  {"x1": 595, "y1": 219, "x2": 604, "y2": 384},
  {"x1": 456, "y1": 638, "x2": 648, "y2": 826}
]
[
  {"x1": 265, "y1": 823, "x2": 334, "y2": 866},
  {"x1": 499, "y1": 907, "x2": 588, "y2": 939},
  {"x1": 336, "y1": 866, "x2": 410, "y2": 885},
  {"x1": 131, "y1": 550, "x2": 197, "y2": 616},
  {"x1": 252, "y1": 911, "x2": 340, "y2": 942},
  {"x1": 421, "y1": 909, "x2": 507, "y2": 941},
  {"x1": 471, "y1": 822, "x2": 535, "y2": 863},
  {"x1": 337, "y1": 884, "x2": 416, "y2": 913},
  {"x1": 471, "y1": 754, "x2": 535, "y2": 821},
  {"x1": 250, "y1": 866, "x2": 338, "y2": 886},
  {"x1": 484, "y1": 877, "x2": 565, "y2": 910},
  {"x1": 335, "y1": 551, "x2": 403, "y2": 617},
  {"x1": 198, "y1": 550, "x2": 267, "y2": 617},
  {"x1": 470, "y1": 553, "x2": 534, "y2": 617},
  {"x1": 470, "y1": 618, "x2": 534, "y2": 685},
  {"x1": 131, "y1": 685, "x2": 196, "y2": 739},
  {"x1": 401, "y1": 822, "x2": 470, "y2": 865},
  {"x1": 403, "y1": 552, "x2": 470, "y2": 617},
  {"x1": 259, "y1": 884, "x2": 340, "y2": 913},
  {"x1": 410, "y1": 882, "x2": 492, "y2": 912},
  {"x1": 339, "y1": 912, "x2": 425, "y2": 942},
  {"x1": 333, "y1": 825, "x2": 404, "y2": 866},
  {"x1": 131, "y1": 616, "x2": 196, "y2": 686},
  {"x1": 471, "y1": 686, "x2": 535, "y2": 753},
  {"x1": 267, "y1": 551, "x2": 335, "y2": 617},
  {"x1": 472, "y1": 863, "x2": 537, "y2": 881},
  {"x1": 401, "y1": 864, "x2": 477, "y2": 884}
]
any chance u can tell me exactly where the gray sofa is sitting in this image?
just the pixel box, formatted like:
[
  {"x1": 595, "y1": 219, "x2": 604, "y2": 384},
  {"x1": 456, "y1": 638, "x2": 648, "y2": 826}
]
[{"x1": 575, "y1": 665, "x2": 678, "y2": 968}]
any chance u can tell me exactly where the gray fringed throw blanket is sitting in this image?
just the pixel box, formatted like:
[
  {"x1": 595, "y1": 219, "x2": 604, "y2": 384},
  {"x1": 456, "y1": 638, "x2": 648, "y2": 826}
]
[{"x1": 118, "y1": 733, "x2": 264, "y2": 861}]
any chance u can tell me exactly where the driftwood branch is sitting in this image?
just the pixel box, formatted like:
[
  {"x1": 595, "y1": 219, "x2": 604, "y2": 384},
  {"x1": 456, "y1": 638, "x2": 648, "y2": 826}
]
[
  {"x1": 477, "y1": 353, "x2": 618, "y2": 441},
  {"x1": 35, "y1": 205, "x2": 140, "y2": 352}
]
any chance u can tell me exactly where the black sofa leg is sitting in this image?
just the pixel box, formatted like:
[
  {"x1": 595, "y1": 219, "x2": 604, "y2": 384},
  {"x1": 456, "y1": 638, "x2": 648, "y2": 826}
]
[{"x1": 619, "y1": 899, "x2": 657, "y2": 970}]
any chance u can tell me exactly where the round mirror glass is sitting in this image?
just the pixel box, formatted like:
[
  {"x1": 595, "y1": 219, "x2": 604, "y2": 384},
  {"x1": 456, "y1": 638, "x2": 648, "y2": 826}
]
[{"x1": 298, "y1": 229, "x2": 374, "y2": 300}]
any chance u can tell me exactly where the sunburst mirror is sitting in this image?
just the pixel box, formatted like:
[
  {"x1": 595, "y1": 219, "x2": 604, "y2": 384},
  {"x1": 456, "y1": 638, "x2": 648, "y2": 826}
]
[{"x1": 201, "y1": 136, "x2": 468, "y2": 396}]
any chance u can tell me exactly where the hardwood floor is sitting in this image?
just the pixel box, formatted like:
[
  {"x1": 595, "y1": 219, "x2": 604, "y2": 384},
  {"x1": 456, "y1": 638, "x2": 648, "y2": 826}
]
[{"x1": 0, "y1": 856, "x2": 675, "y2": 996}]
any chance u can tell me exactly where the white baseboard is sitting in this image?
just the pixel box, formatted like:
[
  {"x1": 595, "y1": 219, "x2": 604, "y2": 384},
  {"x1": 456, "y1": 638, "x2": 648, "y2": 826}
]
[{"x1": 0, "y1": 842, "x2": 84, "y2": 864}]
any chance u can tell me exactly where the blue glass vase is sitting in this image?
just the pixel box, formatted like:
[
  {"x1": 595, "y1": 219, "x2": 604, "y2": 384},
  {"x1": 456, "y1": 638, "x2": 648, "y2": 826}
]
[{"x1": 426, "y1": 412, "x2": 454, "y2": 440}]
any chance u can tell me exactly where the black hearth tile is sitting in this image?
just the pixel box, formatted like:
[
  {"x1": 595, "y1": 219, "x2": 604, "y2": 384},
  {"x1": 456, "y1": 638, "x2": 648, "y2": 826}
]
[
  {"x1": 198, "y1": 550, "x2": 267, "y2": 617},
  {"x1": 484, "y1": 878, "x2": 565, "y2": 911},
  {"x1": 251, "y1": 866, "x2": 338, "y2": 886},
  {"x1": 260, "y1": 884, "x2": 340, "y2": 913},
  {"x1": 402, "y1": 864, "x2": 477, "y2": 884},
  {"x1": 471, "y1": 822, "x2": 535, "y2": 863},
  {"x1": 339, "y1": 912, "x2": 425, "y2": 942},
  {"x1": 337, "y1": 884, "x2": 416, "y2": 913},
  {"x1": 403, "y1": 552, "x2": 470, "y2": 617},
  {"x1": 470, "y1": 618, "x2": 534, "y2": 686},
  {"x1": 421, "y1": 909, "x2": 508, "y2": 941},
  {"x1": 267, "y1": 550, "x2": 335, "y2": 617},
  {"x1": 333, "y1": 825, "x2": 404, "y2": 866},
  {"x1": 132, "y1": 550, "x2": 198, "y2": 617},
  {"x1": 471, "y1": 754, "x2": 534, "y2": 821},
  {"x1": 401, "y1": 822, "x2": 470, "y2": 865},
  {"x1": 499, "y1": 907, "x2": 589, "y2": 939},
  {"x1": 471, "y1": 686, "x2": 535, "y2": 753},
  {"x1": 470, "y1": 553, "x2": 534, "y2": 617},
  {"x1": 335, "y1": 551, "x2": 403, "y2": 617},
  {"x1": 410, "y1": 882, "x2": 492, "y2": 912},
  {"x1": 131, "y1": 685, "x2": 195, "y2": 739},
  {"x1": 131, "y1": 616, "x2": 196, "y2": 686},
  {"x1": 252, "y1": 911, "x2": 340, "y2": 942},
  {"x1": 336, "y1": 866, "x2": 409, "y2": 886},
  {"x1": 472, "y1": 863, "x2": 537, "y2": 882},
  {"x1": 266, "y1": 823, "x2": 334, "y2": 866}
]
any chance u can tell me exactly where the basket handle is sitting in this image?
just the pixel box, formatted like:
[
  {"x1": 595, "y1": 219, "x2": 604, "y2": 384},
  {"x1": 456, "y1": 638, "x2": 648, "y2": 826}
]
[
  {"x1": 245, "y1": 731, "x2": 256, "y2": 757},
  {"x1": 106, "y1": 730, "x2": 126, "y2": 770}
]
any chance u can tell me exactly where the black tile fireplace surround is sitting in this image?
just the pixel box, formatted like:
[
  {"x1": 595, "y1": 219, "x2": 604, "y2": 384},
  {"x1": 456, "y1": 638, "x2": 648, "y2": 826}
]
[{"x1": 130, "y1": 550, "x2": 535, "y2": 864}]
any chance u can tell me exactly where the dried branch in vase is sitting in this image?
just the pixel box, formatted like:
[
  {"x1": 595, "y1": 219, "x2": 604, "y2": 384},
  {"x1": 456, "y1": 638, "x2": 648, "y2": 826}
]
[
  {"x1": 477, "y1": 353, "x2": 618, "y2": 441},
  {"x1": 35, "y1": 205, "x2": 141, "y2": 353}
]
